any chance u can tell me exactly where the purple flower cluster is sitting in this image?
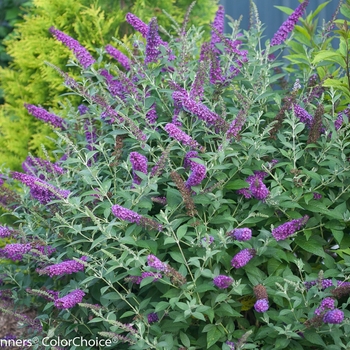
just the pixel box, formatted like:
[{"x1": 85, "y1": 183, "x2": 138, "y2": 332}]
[
  {"x1": 147, "y1": 312, "x2": 159, "y2": 323},
  {"x1": 99, "y1": 69, "x2": 125, "y2": 100},
  {"x1": 172, "y1": 91, "x2": 224, "y2": 128},
  {"x1": 126, "y1": 13, "x2": 148, "y2": 37},
  {"x1": 130, "y1": 152, "x2": 148, "y2": 185},
  {"x1": 238, "y1": 171, "x2": 269, "y2": 201},
  {"x1": 0, "y1": 226, "x2": 14, "y2": 238},
  {"x1": 147, "y1": 254, "x2": 167, "y2": 272},
  {"x1": 31, "y1": 244, "x2": 56, "y2": 257},
  {"x1": 213, "y1": 275, "x2": 233, "y2": 289},
  {"x1": 49, "y1": 27, "x2": 95, "y2": 69},
  {"x1": 211, "y1": 5, "x2": 225, "y2": 50},
  {"x1": 323, "y1": 309, "x2": 344, "y2": 324},
  {"x1": 54, "y1": 289, "x2": 85, "y2": 309},
  {"x1": 12, "y1": 172, "x2": 70, "y2": 204},
  {"x1": 315, "y1": 297, "x2": 335, "y2": 316},
  {"x1": 0, "y1": 243, "x2": 31, "y2": 261},
  {"x1": 24, "y1": 104, "x2": 66, "y2": 130},
  {"x1": 37, "y1": 257, "x2": 87, "y2": 277},
  {"x1": 184, "y1": 151, "x2": 199, "y2": 169},
  {"x1": 105, "y1": 44, "x2": 130, "y2": 70},
  {"x1": 270, "y1": 0, "x2": 309, "y2": 46},
  {"x1": 22, "y1": 156, "x2": 65, "y2": 179},
  {"x1": 226, "y1": 109, "x2": 247, "y2": 139},
  {"x1": 225, "y1": 341, "x2": 235, "y2": 350},
  {"x1": 164, "y1": 123, "x2": 200, "y2": 149},
  {"x1": 293, "y1": 104, "x2": 313, "y2": 127},
  {"x1": 231, "y1": 248, "x2": 256, "y2": 268},
  {"x1": 229, "y1": 228, "x2": 252, "y2": 241},
  {"x1": 146, "y1": 103, "x2": 158, "y2": 125},
  {"x1": 127, "y1": 272, "x2": 162, "y2": 284},
  {"x1": 313, "y1": 192, "x2": 322, "y2": 200},
  {"x1": 210, "y1": 53, "x2": 224, "y2": 84},
  {"x1": 254, "y1": 299, "x2": 269, "y2": 313},
  {"x1": 186, "y1": 161, "x2": 206, "y2": 189},
  {"x1": 145, "y1": 18, "x2": 161, "y2": 64},
  {"x1": 78, "y1": 104, "x2": 89, "y2": 115},
  {"x1": 305, "y1": 278, "x2": 334, "y2": 290},
  {"x1": 201, "y1": 235, "x2": 214, "y2": 245},
  {"x1": 111, "y1": 204, "x2": 141, "y2": 224},
  {"x1": 271, "y1": 215, "x2": 309, "y2": 241}
]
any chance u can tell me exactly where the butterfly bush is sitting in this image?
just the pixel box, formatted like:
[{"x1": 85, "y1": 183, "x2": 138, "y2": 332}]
[{"x1": 1, "y1": 2, "x2": 350, "y2": 349}]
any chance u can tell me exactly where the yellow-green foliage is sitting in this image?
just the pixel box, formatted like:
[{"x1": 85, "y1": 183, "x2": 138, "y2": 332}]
[{"x1": 0, "y1": 0, "x2": 218, "y2": 170}]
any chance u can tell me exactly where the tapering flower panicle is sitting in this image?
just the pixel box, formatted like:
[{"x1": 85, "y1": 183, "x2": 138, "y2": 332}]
[
  {"x1": 305, "y1": 278, "x2": 334, "y2": 290},
  {"x1": 213, "y1": 275, "x2": 233, "y2": 289},
  {"x1": 238, "y1": 171, "x2": 269, "y2": 201},
  {"x1": 293, "y1": 104, "x2": 313, "y2": 128},
  {"x1": 49, "y1": 27, "x2": 95, "y2": 68},
  {"x1": 172, "y1": 91, "x2": 228, "y2": 131},
  {"x1": 210, "y1": 51, "x2": 224, "y2": 84},
  {"x1": 145, "y1": 18, "x2": 161, "y2": 64},
  {"x1": 0, "y1": 186, "x2": 20, "y2": 210},
  {"x1": 254, "y1": 299, "x2": 269, "y2": 313},
  {"x1": 26, "y1": 288, "x2": 59, "y2": 301},
  {"x1": 105, "y1": 44, "x2": 131, "y2": 70},
  {"x1": 184, "y1": 151, "x2": 199, "y2": 169},
  {"x1": 231, "y1": 248, "x2": 256, "y2": 268},
  {"x1": 130, "y1": 152, "x2": 148, "y2": 185},
  {"x1": 270, "y1": 0, "x2": 309, "y2": 46},
  {"x1": 112, "y1": 205, "x2": 141, "y2": 224},
  {"x1": 227, "y1": 109, "x2": 248, "y2": 140},
  {"x1": 147, "y1": 254, "x2": 167, "y2": 271},
  {"x1": 78, "y1": 104, "x2": 89, "y2": 115},
  {"x1": 307, "y1": 104, "x2": 324, "y2": 144},
  {"x1": 254, "y1": 284, "x2": 268, "y2": 300},
  {"x1": 164, "y1": 123, "x2": 201, "y2": 149},
  {"x1": 11, "y1": 172, "x2": 70, "y2": 204},
  {"x1": 229, "y1": 228, "x2": 252, "y2": 241},
  {"x1": 186, "y1": 162, "x2": 206, "y2": 189},
  {"x1": 211, "y1": 5, "x2": 225, "y2": 50},
  {"x1": 126, "y1": 13, "x2": 148, "y2": 37},
  {"x1": 151, "y1": 146, "x2": 171, "y2": 177},
  {"x1": 99, "y1": 69, "x2": 126, "y2": 100},
  {"x1": 54, "y1": 289, "x2": 85, "y2": 309},
  {"x1": 0, "y1": 226, "x2": 14, "y2": 238},
  {"x1": 37, "y1": 257, "x2": 87, "y2": 277},
  {"x1": 22, "y1": 156, "x2": 65, "y2": 179},
  {"x1": 147, "y1": 312, "x2": 159, "y2": 323},
  {"x1": 0, "y1": 243, "x2": 31, "y2": 261},
  {"x1": 315, "y1": 297, "x2": 335, "y2": 315},
  {"x1": 323, "y1": 309, "x2": 344, "y2": 324},
  {"x1": 24, "y1": 104, "x2": 66, "y2": 130},
  {"x1": 190, "y1": 60, "x2": 208, "y2": 100},
  {"x1": 272, "y1": 215, "x2": 309, "y2": 241}
]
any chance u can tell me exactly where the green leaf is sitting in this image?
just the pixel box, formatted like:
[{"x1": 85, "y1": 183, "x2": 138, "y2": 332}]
[
  {"x1": 303, "y1": 330, "x2": 326, "y2": 347},
  {"x1": 177, "y1": 225, "x2": 188, "y2": 240},
  {"x1": 169, "y1": 251, "x2": 186, "y2": 264},
  {"x1": 294, "y1": 236, "x2": 325, "y2": 257},
  {"x1": 191, "y1": 311, "x2": 206, "y2": 321},
  {"x1": 312, "y1": 51, "x2": 341, "y2": 64},
  {"x1": 274, "y1": 6, "x2": 294, "y2": 15},
  {"x1": 180, "y1": 331, "x2": 190, "y2": 348},
  {"x1": 207, "y1": 326, "x2": 223, "y2": 348},
  {"x1": 225, "y1": 179, "x2": 249, "y2": 190}
]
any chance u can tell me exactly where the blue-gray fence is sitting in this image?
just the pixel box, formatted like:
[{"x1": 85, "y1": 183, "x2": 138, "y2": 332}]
[{"x1": 219, "y1": 0, "x2": 342, "y2": 40}]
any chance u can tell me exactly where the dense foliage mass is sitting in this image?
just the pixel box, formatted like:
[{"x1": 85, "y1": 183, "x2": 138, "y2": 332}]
[
  {"x1": 0, "y1": 0, "x2": 218, "y2": 170},
  {"x1": 0, "y1": 1, "x2": 350, "y2": 349}
]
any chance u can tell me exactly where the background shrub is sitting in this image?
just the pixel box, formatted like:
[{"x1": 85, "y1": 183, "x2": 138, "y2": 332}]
[{"x1": 1, "y1": 1, "x2": 350, "y2": 349}]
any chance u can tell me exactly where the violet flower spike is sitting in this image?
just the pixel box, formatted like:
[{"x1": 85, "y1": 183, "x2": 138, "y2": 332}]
[
  {"x1": 164, "y1": 123, "x2": 201, "y2": 149},
  {"x1": 36, "y1": 257, "x2": 87, "y2": 277},
  {"x1": 111, "y1": 204, "x2": 142, "y2": 224},
  {"x1": 129, "y1": 152, "x2": 148, "y2": 185},
  {"x1": 105, "y1": 44, "x2": 131, "y2": 70},
  {"x1": 49, "y1": 27, "x2": 95, "y2": 69},
  {"x1": 271, "y1": 215, "x2": 309, "y2": 241},
  {"x1": 54, "y1": 289, "x2": 85, "y2": 309},
  {"x1": 145, "y1": 18, "x2": 162, "y2": 64},
  {"x1": 126, "y1": 13, "x2": 148, "y2": 38},
  {"x1": 270, "y1": 0, "x2": 309, "y2": 47},
  {"x1": 24, "y1": 104, "x2": 66, "y2": 130},
  {"x1": 231, "y1": 248, "x2": 256, "y2": 268},
  {"x1": 186, "y1": 162, "x2": 206, "y2": 188},
  {"x1": 211, "y1": 5, "x2": 225, "y2": 50}
]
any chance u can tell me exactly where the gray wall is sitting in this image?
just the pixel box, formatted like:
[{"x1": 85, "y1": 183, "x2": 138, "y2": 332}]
[{"x1": 219, "y1": 0, "x2": 342, "y2": 40}]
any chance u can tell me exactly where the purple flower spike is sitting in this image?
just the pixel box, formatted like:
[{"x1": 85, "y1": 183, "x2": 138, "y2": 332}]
[
  {"x1": 12, "y1": 171, "x2": 69, "y2": 204},
  {"x1": 323, "y1": 309, "x2": 344, "y2": 324},
  {"x1": 270, "y1": 0, "x2": 309, "y2": 46},
  {"x1": 24, "y1": 104, "x2": 66, "y2": 130},
  {"x1": 147, "y1": 312, "x2": 159, "y2": 323},
  {"x1": 0, "y1": 243, "x2": 31, "y2": 261},
  {"x1": 164, "y1": 123, "x2": 201, "y2": 149},
  {"x1": 37, "y1": 257, "x2": 87, "y2": 277},
  {"x1": 54, "y1": 289, "x2": 85, "y2": 309},
  {"x1": 186, "y1": 163, "x2": 206, "y2": 188},
  {"x1": 213, "y1": 275, "x2": 233, "y2": 289},
  {"x1": 231, "y1": 248, "x2": 256, "y2": 268},
  {"x1": 126, "y1": 13, "x2": 148, "y2": 38},
  {"x1": 184, "y1": 151, "x2": 199, "y2": 169},
  {"x1": 130, "y1": 152, "x2": 148, "y2": 185},
  {"x1": 293, "y1": 104, "x2": 313, "y2": 127},
  {"x1": 254, "y1": 299, "x2": 269, "y2": 313},
  {"x1": 211, "y1": 5, "x2": 225, "y2": 50},
  {"x1": 272, "y1": 215, "x2": 309, "y2": 241},
  {"x1": 78, "y1": 104, "x2": 89, "y2": 115},
  {"x1": 229, "y1": 228, "x2": 252, "y2": 241},
  {"x1": 226, "y1": 341, "x2": 235, "y2": 350},
  {"x1": 145, "y1": 18, "x2": 162, "y2": 64},
  {"x1": 249, "y1": 177, "x2": 269, "y2": 201},
  {"x1": 49, "y1": 27, "x2": 95, "y2": 69},
  {"x1": 147, "y1": 254, "x2": 167, "y2": 271},
  {"x1": 105, "y1": 44, "x2": 130, "y2": 70},
  {"x1": 111, "y1": 204, "x2": 142, "y2": 224},
  {"x1": 0, "y1": 226, "x2": 14, "y2": 238}
]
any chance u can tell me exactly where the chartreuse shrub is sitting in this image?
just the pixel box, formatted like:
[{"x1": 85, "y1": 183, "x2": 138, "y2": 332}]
[
  {"x1": 0, "y1": 0, "x2": 218, "y2": 171},
  {"x1": 1, "y1": 1, "x2": 350, "y2": 349},
  {"x1": 283, "y1": 0, "x2": 350, "y2": 109}
]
